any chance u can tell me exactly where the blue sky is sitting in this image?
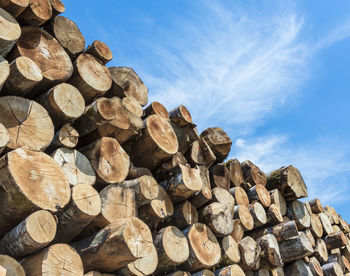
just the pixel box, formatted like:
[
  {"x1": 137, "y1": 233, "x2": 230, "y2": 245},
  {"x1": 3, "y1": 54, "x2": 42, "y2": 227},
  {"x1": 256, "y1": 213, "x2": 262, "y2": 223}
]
[{"x1": 65, "y1": 1, "x2": 350, "y2": 219}]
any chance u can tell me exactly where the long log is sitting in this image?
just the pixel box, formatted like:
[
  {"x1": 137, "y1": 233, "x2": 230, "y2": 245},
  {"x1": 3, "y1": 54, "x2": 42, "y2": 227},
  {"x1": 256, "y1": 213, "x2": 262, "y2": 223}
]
[
  {"x1": 241, "y1": 160, "x2": 267, "y2": 186},
  {"x1": 21, "y1": 243, "x2": 84, "y2": 276},
  {"x1": 0, "y1": 210, "x2": 56, "y2": 258},
  {"x1": 53, "y1": 184, "x2": 101, "y2": 243},
  {"x1": 229, "y1": 186, "x2": 249, "y2": 206},
  {"x1": 239, "y1": 236, "x2": 261, "y2": 270},
  {"x1": 0, "y1": 147, "x2": 70, "y2": 237},
  {"x1": 224, "y1": 159, "x2": 244, "y2": 187},
  {"x1": 143, "y1": 101, "x2": 169, "y2": 119},
  {"x1": 17, "y1": 0, "x2": 52, "y2": 26},
  {"x1": 322, "y1": 262, "x2": 343, "y2": 276},
  {"x1": 325, "y1": 231, "x2": 348, "y2": 250},
  {"x1": 284, "y1": 260, "x2": 313, "y2": 276},
  {"x1": 247, "y1": 184, "x2": 271, "y2": 208},
  {"x1": 9, "y1": 26, "x2": 73, "y2": 93},
  {"x1": 248, "y1": 221, "x2": 299, "y2": 242},
  {"x1": 0, "y1": 56, "x2": 9, "y2": 91},
  {"x1": 215, "y1": 265, "x2": 245, "y2": 276},
  {"x1": 190, "y1": 166, "x2": 213, "y2": 208},
  {"x1": 219, "y1": 235, "x2": 241, "y2": 266},
  {"x1": 279, "y1": 232, "x2": 314, "y2": 263},
  {"x1": 233, "y1": 205, "x2": 254, "y2": 231},
  {"x1": 0, "y1": 0, "x2": 28, "y2": 17},
  {"x1": 0, "y1": 255, "x2": 25, "y2": 276},
  {"x1": 0, "y1": 124, "x2": 9, "y2": 154},
  {"x1": 85, "y1": 40, "x2": 113, "y2": 65},
  {"x1": 0, "y1": 8, "x2": 20, "y2": 56},
  {"x1": 200, "y1": 127, "x2": 232, "y2": 162}
]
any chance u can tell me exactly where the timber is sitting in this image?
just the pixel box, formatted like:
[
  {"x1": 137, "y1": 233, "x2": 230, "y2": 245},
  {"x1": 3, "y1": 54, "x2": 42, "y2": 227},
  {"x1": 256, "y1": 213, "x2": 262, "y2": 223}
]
[
  {"x1": 0, "y1": 255, "x2": 25, "y2": 276},
  {"x1": 143, "y1": 101, "x2": 169, "y2": 119},
  {"x1": 17, "y1": 0, "x2": 52, "y2": 26},
  {"x1": 0, "y1": 124, "x2": 9, "y2": 154},
  {"x1": 85, "y1": 40, "x2": 113, "y2": 65},
  {"x1": 0, "y1": 0, "x2": 28, "y2": 17},
  {"x1": 0, "y1": 8, "x2": 21, "y2": 56},
  {"x1": 50, "y1": 124, "x2": 79, "y2": 150},
  {"x1": 200, "y1": 127, "x2": 232, "y2": 162},
  {"x1": 0, "y1": 56, "x2": 9, "y2": 91}
]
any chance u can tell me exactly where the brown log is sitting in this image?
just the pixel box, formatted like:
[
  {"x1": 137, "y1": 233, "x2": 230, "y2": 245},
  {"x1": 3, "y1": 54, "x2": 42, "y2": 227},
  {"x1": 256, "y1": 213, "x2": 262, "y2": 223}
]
[
  {"x1": 44, "y1": 15, "x2": 85, "y2": 58},
  {"x1": 160, "y1": 164, "x2": 202, "y2": 204},
  {"x1": 127, "y1": 162, "x2": 152, "y2": 179},
  {"x1": 256, "y1": 234, "x2": 283, "y2": 267},
  {"x1": 241, "y1": 160, "x2": 267, "y2": 187},
  {"x1": 309, "y1": 256, "x2": 324, "y2": 276},
  {"x1": 342, "y1": 245, "x2": 350, "y2": 262},
  {"x1": 155, "y1": 152, "x2": 187, "y2": 182},
  {"x1": 224, "y1": 159, "x2": 244, "y2": 187},
  {"x1": 266, "y1": 165, "x2": 307, "y2": 201},
  {"x1": 248, "y1": 221, "x2": 299, "y2": 242},
  {"x1": 167, "y1": 272, "x2": 191, "y2": 276},
  {"x1": 84, "y1": 273, "x2": 115, "y2": 276},
  {"x1": 190, "y1": 166, "x2": 213, "y2": 208},
  {"x1": 328, "y1": 253, "x2": 345, "y2": 273},
  {"x1": 0, "y1": 147, "x2": 70, "y2": 237},
  {"x1": 153, "y1": 226, "x2": 189, "y2": 273},
  {"x1": 0, "y1": 210, "x2": 56, "y2": 258},
  {"x1": 230, "y1": 219, "x2": 244, "y2": 243},
  {"x1": 266, "y1": 203, "x2": 283, "y2": 225},
  {"x1": 319, "y1": 212, "x2": 335, "y2": 236},
  {"x1": 247, "y1": 184, "x2": 271, "y2": 207},
  {"x1": 143, "y1": 101, "x2": 169, "y2": 119},
  {"x1": 17, "y1": 0, "x2": 52, "y2": 26},
  {"x1": 180, "y1": 223, "x2": 221, "y2": 272},
  {"x1": 186, "y1": 138, "x2": 216, "y2": 167},
  {"x1": 0, "y1": 0, "x2": 28, "y2": 17},
  {"x1": 0, "y1": 255, "x2": 25, "y2": 276},
  {"x1": 0, "y1": 124, "x2": 9, "y2": 154},
  {"x1": 0, "y1": 8, "x2": 20, "y2": 56},
  {"x1": 50, "y1": 124, "x2": 79, "y2": 150},
  {"x1": 308, "y1": 198, "x2": 324, "y2": 214},
  {"x1": 342, "y1": 256, "x2": 350, "y2": 273},
  {"x1": 53, "y1": 184, "x2": 101, "y2": 243},
  {"x1": 284, "y1": 260, "x2": 313, "y2": 276},
  {"x1": 68, "y1": 53, "x2": 112, "y2": 103},
  {"x1": 239, "y1": 236, "x2": 261, "y2": 270},
  {"x1": 249, "y1": 202, "x2": 267, "y2": 228},
  {"x1": 233, "y1": 205, "x2": 254, "y2": 231},
  {"x1": 210, "y1": 164, "x2": 230, "y2": 190},
  {"x1": 200, "y1": 127, "x2": 232, "y2": 162},
  {"x1": 322, "y1": 262, "x2": 343, "y2": 276},
  {"x1": 9, "y1": 26, "x2": 73, "y2": 93},
  {"x1": 122, "y1": 96, "x2": 143, "y2": 117},
  {"x1": 22, "y1": 243, "x2": 83, "y2": 276},
  {"x1": 314, "y1": 238, "x2": 329, "y2": 263},
  {"x1": 49, "y1": 0, "x2": 65, "y2": 17},
  {"x1": 199, "y1": 202, "x2": 233, "y2": 237},
  {"x1": 130, "y1": 114, "x2": 178, "y2": 170},
  {"x1": 305, "y1": 228, "x2": 316, "y2": 247},
  {"x1": 3, "y1": 56, "x2": 42, "y2": 96},
  {"x1": 162, "y1": 200, "x2": 198, "y2": 230},
  {"x1": 170, "y1": 122, "x2": 193, "y2": 155},
  {"x1": 229, "y1": 186, "x2": 249, "y2": 206},
  {"x1": 325, "y1": 231, "x2": 348, "y2": 250},
  {"x1": 286, "y1": 200, "x2": 311, "y2": 230},
  {"x1": 73, "y1": 218, "x2": 153, "y2": 273},
  {"x1": 324, "y1": 207, "x2": 335, "y2": 224},
  {"x1": 212, "y1": 187, "x2": 235, "y2": 207},
  {"x1": 219, "y1": 235, "x2": 241, "y2": 266},
  {"x1": 215, "y1": 264, "x2": 245, "y2": 276},
  {"x1": 52, "y1": 147, "x2": 96, "y2": 187},
  {"x1": 330, "y1": 207, "x2": 340, "y2": 225},
  {"x1": 169, "y1": 105, "x2": 193, "y2": 127},
  {"x1": 279, "y1": 232, "x2": 314, "y2": 263},
  {"x1": 339, "y1": 218, "x2": 350, "y2": 234},
  {"x1": 270, "y1": 267, "x2": 284, "y2": 276},
  {"x1": 82, "y1": 137, "x2": 130, "y2": 186},
  {"x1": 311, "y1": 213, "x2": 324, "y2": 238},
  {"x1": 85, "y1": 40, "x2": 113, "y2": 65},
  {"x1": 0, "y1": 56, "x2": 9, "y2": 91}
]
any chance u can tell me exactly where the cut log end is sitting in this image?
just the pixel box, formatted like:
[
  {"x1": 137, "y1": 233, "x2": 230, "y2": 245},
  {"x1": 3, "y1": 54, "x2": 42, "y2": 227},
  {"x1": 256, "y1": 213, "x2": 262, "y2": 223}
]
[
  {"x1": 49, "y1": 0, "x2": 65, "y2": 16},
  {"x1": 169, "y1": 105, "x2": 193, "y2": 127},
  {"x1": 0, "y1": 8, "x2": 21, "y2": 56},
  {"x1": 0, "y1": 255, "x2": 25, "y2": 276},
  {"x1": 52, "y1": 124, "x2": 79, "y2": 149},
  {"x1": 85, "y1": 40, "x2": 113, "y2": 65},
  {"x1": 17, "y1": 0, "x2": 52, "y2": 26},
  {"x1": 143, "y1": 101, "x2": 169, "y2": 119},
  {"x1": 200, "y1": 127, "x2": 232, "y2": 162}
]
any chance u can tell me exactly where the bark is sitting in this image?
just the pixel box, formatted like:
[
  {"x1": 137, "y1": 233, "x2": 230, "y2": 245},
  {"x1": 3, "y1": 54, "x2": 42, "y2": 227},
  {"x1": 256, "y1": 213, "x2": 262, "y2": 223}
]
[
  {"x1": 200, "y1": 127, "x2": 232, "y2": 162},
  {"x1": 85, "y1": 40, "x2": 113, "y2": 65},
  {"x1": 127, "y1": 162, "x2": 152, "y2": 179},
  {"x1": 247, "y1": 184, "x2": 271, "y2": 208},
  {"x1": 241, "y1": 160, "x2": 267, "y2": 187},
  {"x1": 233, "y1": 205, "x2": 254, "y2": 231},
  {"x1": 143, "y1": 101, "x2": 169, "y2": 120},
  {"x1": 0, "y1": 148, "x2": 70, "y2": 237},
  {"x1": 328, "y1": 253, "x2": 345, "y2": 273},
  {"x1": 322, "y1": 262, "x2": 343, "y2": 276},
  {"x1": 84, "y1": 273, "x2": 115, "y2": 276},
  {"x1": 248, "y1": 221, "x2": 299, "y2": 242},
  {"x1": 231, "y1": 219, "x2": 244, "y2": 243},
  {"x1": 229, "y1": 186, "x2": 249, "y2": 207},
  {"x1": 0, "y1": 8, "x2": 20, "y2": 56},
  {"x1": 0, "y1": 255, "x2": 25, "y2": 276},
  {"x1": 308, "y1": 198, "x2": 324, "y2": 214},
  {"x1": 314, "y1": 238, "x2": 329, "y2": 264},
  {"x1": 239, "y1": 236, "x2": 261, "y2": 270},
  {"x1": 167, "y1": 272, "x2": 191, "y2": 276},
  {"x1": 210, "y1": 164, "x2": 230, "y2": 190},
  {"x1": 269, "y1": 189, "x2": 287, "y2": 216},
  {"x1": 53, "y1": 184, "x2": 101, "y2": 243},
  {"x1": 161, "y1": 200, "x2": 198, "y2": 230},
  {"x1": 0, "y1": 56, "x2": 9, "y2": 91},
  {"x1": 224, "y1": 159, "x2": 244, "y2": 187},
  {"x1": 49, "y1": 124, "x2": 79, "y2": 150},
  {"x1": 286, "y1": 200, "x2": 311, "y2": 230},
  {"x1": 214, "y1": 265, "x2": 245, "y2": 276},
  {"x1": 256, "y1": 234, "x2": 283, "y2": 268},
  {"x1": 155, "y1": 152, "x2": 187, "y2": 182},
  {"x1": 319, "y1": 212, "x2": 335, "y2": 236},
  {"x1": 68, "y1": 53, "x2": 112, "y2": 103},
  {"x1": 0, "y1": 210, "x2": 56, "y2": 258},
  {"x1": 339, "y1": 218, "x2": 350, "y2": 234},
  {"x1": 169, "y1": 105, "x2": 193, "y2": 127},
  {"x1": 21, "y1": 244, "x2": 84, "y2": 276},
  {"x1": 309, "y1": 256, "x2": 324, "y2": 276},
  {"x1": 279, "y1": 232, "x2": 314, "y2": 263},
  {"x1": 190, "y1": 166, "x2": 213, "y2": 208},
  {"x1": 219, "y1": 235, "x2": 241, "y2": 266},
  {"x1": 0, "y1": 124, "x2": 9, "y2": 155},
  {"x1": 284, "y1": 260, "x2": 313, "y2": 276},
  {"x1": 266, "y1": 204, "x2": 283, "y2": 225},
  {"x1": 186, "y1": 138, "x2": 216, "y2": 167},
  {"x1": 325, "y1": 231, "x2": 348, "y2": 250},
  {"x1": 0, "y1": 0, "x2": 28, "y2": 17},
  {"x1": 249, "y1": 202, "x2": 267, "y2": 228},
  {"x1": 17, "y1": 0, "x2": 52, "y2": 26}
]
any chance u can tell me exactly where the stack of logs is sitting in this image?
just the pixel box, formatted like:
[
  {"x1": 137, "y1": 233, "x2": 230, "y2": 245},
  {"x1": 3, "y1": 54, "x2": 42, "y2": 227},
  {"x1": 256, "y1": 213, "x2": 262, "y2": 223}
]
[{"x1": 0, "y1": 1, "x2": 349, "y2": 275}]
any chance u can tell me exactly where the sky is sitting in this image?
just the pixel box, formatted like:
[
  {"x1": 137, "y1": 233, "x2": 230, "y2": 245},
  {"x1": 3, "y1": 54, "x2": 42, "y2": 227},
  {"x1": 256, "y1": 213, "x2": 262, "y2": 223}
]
[{"x1": 64, "y1": 0, "x2": 350, "y2": 220}]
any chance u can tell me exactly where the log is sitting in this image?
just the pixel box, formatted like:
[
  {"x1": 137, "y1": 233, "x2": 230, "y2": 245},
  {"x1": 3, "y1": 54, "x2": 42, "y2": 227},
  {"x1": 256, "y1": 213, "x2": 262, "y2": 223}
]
[
  {"x1": 311, "y1": 213, "x2": 324, "y2": 238},
  {"x1": 186, "y1": 138, "x2": 216, "y2": 167},
  {"x1": 180, "y1": 223, "x2": 221, "y2": 272},
  {"x1": 127, "y1": 162, "x2": 152, "y2": 179},
  {"x1": 122, "y1": 96, "x2": 143, "y2": 117},
  {"x1": 50, "y1": 124, "x2": 79, "y2": 150},
  {"x1": 3, "y1": 56, "x2": 42, "y2": 96},
  {"x1": 53, "y1": 184, "x2": 101, "y2": 243},
  {"x1": 200, "y1": 127, "x2": 232, "y2": 162},
  {"x1": 342, "y1": 256, "x2": 350, "y2": 273},
  {"x1": 73, "y1": 217, "x2": 153, "y2": 272},
  {"x1": 190, "y1": 166, "x2": 213, "y2": 208},
  {"x1": 330, "y1": 207, "x2": 340, "y2": 225},
  {"x1": 269, "y1": 189, "x2": 287, "y2": 216},
  {"x1": 84, "y1": 273, "x2": 115, "y2": 276},
  {"x1": 0, "y1": 255, "x2": 25, "y2": 276},
  {"x1": 319, "y1": 212, "x2": 335, "y2": 236},
  {"x1": 52, "y1": 147, "x2": 96, "y2": 187},
  {"x1": 0, "y1": 96, "x2": 54, "y2": 150},
  {"x1": 270, "y1": 267, "x2": 284, "y2": 276},
  {"x1": 231, "y1": 219, "x2": 244, "y2": 243},
  {"x1": 199, "y1": 202, "x2": 233, "y2": 237},
  {"x1": 17, "y1": 0, "x2": 52, "y2": 26},
  {"x1": 49, "y1": 0, "x2": 65, "y2": 17},
  {"x1": 279, "y1": 232, "x2": 314, "y2": 263},
  {"x1": 160, "y1": 164, "x2": 202, "y2": 204},
  {"x1": 256, "y1": 234, "x2": 283, "y2": 267},
  {"x1": 0, "y1": 210, "x2": 56, "y2": 258},
  {"x1": 45, "y1": 15, "x2": 85, "y2": 58},
  {"x1": 153, "y1": 226, "x2": 189, "y2": 273},
  {"x1": 266, "y1": 204, "x2": 283, "y2": 225},
  {"x1": 212, "y1": 187, "x2": 235, "y2": 207},
  {"x1": 0, "y1": 56, "x2": 9, "y2": 90},
  {"x1": 215, "y1": 264, "x2": 245, "y2": 276},
  {"x1": 325, "y1": 231, "x2": 348, "y2": 250},
  {"x1": 324, "y1": 207, "x2": 335, "y2": 225},
  {"x1": 0, "y1": 124, "x2": 9, "y2": 154},
  {"x1": 233, "y1": 205, "x2": 254, "y2": 231},
  {"x1": 107, "y1": 67, "x2": 148, "y2": 106},
  {"x1": 249, "y1": 202, "x2": 267, "y2": 228},
  {"x1": 143, "y1": 101, "x2": 169, "y2": 119},
  {"x1": 130, "y1": 114, "x2": 178, "y2": 170},
  {"x1": 0, "y1": 0, "x2": 28, "y2": 17},
  {"x1": 309, "y1": 256, "x2": 324, "y2": 276},
  {"x1": 339, "y1": 218, "x2": 350, "y2": 234},
  {"x1": 0, "y1": 8, "x2": 20, "y2": 56},
  {"x1": 169, "y1": 105, "x2": 193, "y2": 127},
  {"x1": 21, "y1": 243, "x2": 83, "y2": 276},
  {"x1": 328, "y1": 253, "x2": 345, "y2": 272},
  {"x1": 239, "y1": 236, "x2": 261, "y2": 270},
  {"x1": 322, "y1": 262, "x2": 343, "y2": 276},
  {"x1": 241, "y1": 160, "x2": 267, "y2": 187},
  {"x1": 219, "y1": 235, "x2": 241, "y2": 266},
  {"x1": 210, "y1": 164, "x2": 230, "y2": 190},
  {"x1": 163, "y1": 200, "x2": 198, "y2": 230},
  {"x1": 0, "y1": 147, "x2": 70, "y2": 237},
  {"x1": 229, "y1": 186, "x2": 249, "y2": 206},
  {"x1": 314, "y1": 238, "x2": 329, "y2": 263},
  {"x1": 224, "y1": 159, "x2": 244, "y2": 187},
  {"x1": 85, "y1": 40, "x2": 113, "y2": 65},
  {"x1": 68, "y1": 53, "x2": 112, "y2": 103},
  {"x1": 286, "y1": 200, "x2": 311, "y2": 230},
  {"x1": 9, "y1": 26, "x2": 73, "y2": 93},
  {"x1": 247, "y1": 184, "x2": 271, "y2": 208},
  {"x1": 248, "y1": 221, "x2": 299, "y2": 242},
  {"x1": 36, "y1": 83, "x2": 85, "y2": 127},
  {"x1": 305, "y1": 228, "x2": 316, "y2": 247},
  {"x1": 82, "y1": 137, "x2": 130, "y2": 186},
  {"x1": 341, "y1": 245, "x2": 350, "y2": 263},
  {"x1": 119, "y1": 175, "x2": 159, "y2": 206},
  {"x1": 266, "y1": 165, "x2": 307, "y2": 201},
  {"x1": 170, "y1": 122, "x2": 192, "y2": 154},
  {"x1": 168, "y1": 272, "x2": 191, "y2": 276},
  {"x1": 308, "y1": 198, "x2": 324, "y2": 214},
  {"x1": 284, "y1": 260, "x2": 313, "y2": 276}
]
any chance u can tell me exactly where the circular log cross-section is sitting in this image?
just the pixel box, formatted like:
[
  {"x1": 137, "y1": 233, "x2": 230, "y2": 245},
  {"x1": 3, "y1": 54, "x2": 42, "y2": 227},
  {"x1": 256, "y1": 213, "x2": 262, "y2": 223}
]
[
  {"x1": 85, "y1": 40, "x2": 113, "y2": 65},
  {"x1": 169, "y1": 105, "x2": 193, "y2": 127},
  {"x1": 211, "y1": 187, "x2": 235, "y2": 208},
  {"x1": 0, "y1": 123, "x2": 9, "y2": 154},
  {"x1": 180, "y1": 223, "x2": 221, "y2": 272},
  {"x1": 229, "y1": 186, "x2": 249, "y2": 206},
  {"x1": 319, "y1": 212, "x2": 334, "y2": 236},
  {"x1": 308, "y1": 257, "x2": 323, "y2": 276},
  {"x1": 269, "y1": 188, "x2": 287, "y2": 216},
  {"x1": 21, "y1": 244, "x2": 84, "y2": 276},
  {"x1": 0, "y1": 7, "x2": 21, "y2": 56},
  {"x1": 154, "y1": 226, "x2": 189, "y2": 273},
  {"x1": 51, "y1": 124, "x2": 79, "y2": 149},
  {"x1": 267, "y1": 204, "x2": 283, "y2": 225},
  {"x1": 0, "y1": 210, "x2": 56, "y2": 258},
  {"x1": 0, "y1": 56, "x2": 9, "y2": 90},
  {"x1": 308, "y1": 198, "x2": 324, "y2": 214},
  {"x1": 0, "y1": 96, "x2": 54, "y2": 150},
  {"x1": 0, "y1": 147, "x2": 70, "y2": 237},
  {"x1": 3, "y1": 56, "x2": 42, "y2": 96},
  {"x1": 288, "y1": 200, "x2": 311, "y2": 230},
  {"x1": 219, "y1": 235, "x2": 241, "y2": 266},
  {"x1": 45, "y1": 15, "x2": 85, "y2": 58},
  {"x1": 143, "y1": 101, "x2": 169, "y2": 119},
  {"x1": 37, "y1": 83, "x2": 85, "y2": 127},
  {"x1": 231, "y1": 219, "x2": 244, "y2": 243},
  {"x1": 314, "y1": 238, "x2": 328, "y2": 263},
  {"x1": 239, "y1": 236, "x2": 261, "y2": 270},
  {"x1": 11, "y1": 26, "x2": 73, "y2": 93},
  {"x1": 122, "y1": 96, "x2": 143, "y2": 117},
  {"x1": 108, "y1": 66, "x2": 148, "y2": 106},
  {"x1": 131, "y1": 114, "x2": 178, "y2": 170},
  {"x1": 215, "y1": 265, "x2": 245, "y2": 276},
  {"x1": 69, "y1": 53, "x2": 112, "y2": 103},
  {"x1": 241, "y1": 160, "x2": 267, "y2": 187},
  {"x1": 249, "y1": 202, "x2": 267, "y2": 228},
  {"x1": 52, "y1": 147, "x2": 96, "y2": 187},
  {"x1": 17, "y1": 0, "x2": 52, "y2": 26},
  {"x1": 234, "y1": 205, "x2": 254, "y2": 231},
  {"x1": 247, "y1": 184, "x2": 271, "y2": 208},
  {"x1": 224, "y1": 159, "x2": 244, "y2": 187},
  {"x1": 325, "y1": 231, "x2": 347, "y2": 250},
  {"x1": 49, "y1": 0, "x2": 65, "y2": 17},
  {"x1": 0, "y1": 0, "x2": 29, "y2": 18},
  {"x1": 0, "y1": 255, "x2": 25, "y2": 276},
  {"x1": 169, "y1": 200, "x2": 198, "y2": 230},
  {"x1": 310, "y1": 213, "x2": 324, "y2": 238}
]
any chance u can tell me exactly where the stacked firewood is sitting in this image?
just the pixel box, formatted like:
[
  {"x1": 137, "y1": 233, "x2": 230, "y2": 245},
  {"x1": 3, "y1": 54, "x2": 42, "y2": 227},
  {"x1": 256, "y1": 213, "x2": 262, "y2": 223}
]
[{"x1": 0, "y1": 1, "x2": 349, "y2": 275}]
